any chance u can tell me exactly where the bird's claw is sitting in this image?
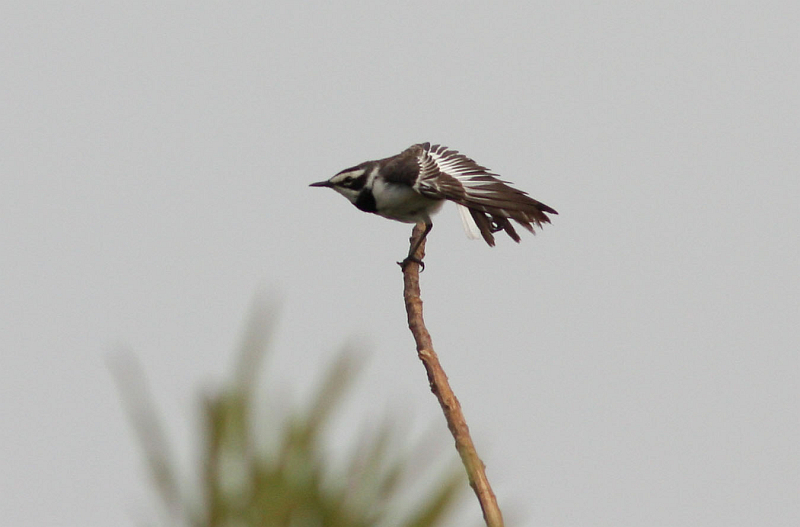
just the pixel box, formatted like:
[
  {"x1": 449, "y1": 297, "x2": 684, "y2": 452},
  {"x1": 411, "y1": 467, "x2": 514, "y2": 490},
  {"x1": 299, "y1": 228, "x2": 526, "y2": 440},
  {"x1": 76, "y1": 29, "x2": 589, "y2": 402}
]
[{"x1": 398, "y1": 256, "x2": 425, "y2": 272}]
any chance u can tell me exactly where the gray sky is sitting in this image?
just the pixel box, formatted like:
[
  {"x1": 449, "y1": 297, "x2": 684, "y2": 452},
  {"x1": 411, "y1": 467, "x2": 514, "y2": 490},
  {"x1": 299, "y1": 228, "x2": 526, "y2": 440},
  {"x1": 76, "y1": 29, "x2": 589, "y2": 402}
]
[{"x1": 2, "y1": 2, "x2": 798, "y2": 526}]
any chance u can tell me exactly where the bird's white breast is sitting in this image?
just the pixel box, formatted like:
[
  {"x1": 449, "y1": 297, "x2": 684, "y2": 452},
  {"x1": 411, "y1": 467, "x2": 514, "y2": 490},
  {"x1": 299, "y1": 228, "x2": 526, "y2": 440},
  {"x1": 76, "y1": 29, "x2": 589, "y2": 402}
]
[{"x1": 371, "y1": 178, "x2": 444, "y2": 223}]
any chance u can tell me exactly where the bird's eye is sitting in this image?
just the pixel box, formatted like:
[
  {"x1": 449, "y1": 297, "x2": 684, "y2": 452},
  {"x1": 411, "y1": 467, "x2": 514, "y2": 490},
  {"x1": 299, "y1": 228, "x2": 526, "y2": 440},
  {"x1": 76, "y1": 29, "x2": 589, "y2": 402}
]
[{"x1": 334, "y1": 169, "x2": 365, "y2": 189}]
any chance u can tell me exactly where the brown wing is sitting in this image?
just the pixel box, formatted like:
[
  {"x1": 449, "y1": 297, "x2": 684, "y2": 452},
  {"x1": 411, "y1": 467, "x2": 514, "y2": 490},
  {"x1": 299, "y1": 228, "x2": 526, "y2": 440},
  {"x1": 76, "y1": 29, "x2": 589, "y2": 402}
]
[{"x1": 413, "y1": 143, "x2": 557, "y2": 246}]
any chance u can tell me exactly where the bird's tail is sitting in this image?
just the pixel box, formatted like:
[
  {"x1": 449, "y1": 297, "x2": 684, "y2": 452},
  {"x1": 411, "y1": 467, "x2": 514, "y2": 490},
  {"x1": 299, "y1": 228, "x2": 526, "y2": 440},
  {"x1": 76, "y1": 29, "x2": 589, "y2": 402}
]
[
  {"x1": 456, "y1": 204, "x2": 482, "y2": 240},
  {"x1": 464, "y1": 196, "x2": 557, "y2": 247}
]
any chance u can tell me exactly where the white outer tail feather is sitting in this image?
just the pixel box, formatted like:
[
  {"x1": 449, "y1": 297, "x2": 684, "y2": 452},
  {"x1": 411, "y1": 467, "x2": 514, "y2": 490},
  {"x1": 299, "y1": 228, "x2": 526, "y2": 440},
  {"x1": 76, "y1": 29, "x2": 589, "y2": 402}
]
[{"x1": 456, "y1": 204, "x2": 481, "y2": 240}]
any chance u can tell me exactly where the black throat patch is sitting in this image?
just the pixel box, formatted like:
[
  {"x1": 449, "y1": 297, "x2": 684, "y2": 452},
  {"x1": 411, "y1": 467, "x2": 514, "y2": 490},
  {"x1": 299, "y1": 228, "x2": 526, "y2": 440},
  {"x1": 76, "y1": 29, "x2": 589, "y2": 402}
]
[{"x1": 354, "y1": 189, "x2": 377, "y2": 213}]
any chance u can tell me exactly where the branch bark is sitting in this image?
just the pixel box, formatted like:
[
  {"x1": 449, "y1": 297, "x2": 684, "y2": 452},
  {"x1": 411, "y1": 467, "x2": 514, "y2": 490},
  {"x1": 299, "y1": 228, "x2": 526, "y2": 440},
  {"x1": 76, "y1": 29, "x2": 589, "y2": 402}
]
[{"x1": 401, "y1": 222, "x2": 504, "y2": 527}]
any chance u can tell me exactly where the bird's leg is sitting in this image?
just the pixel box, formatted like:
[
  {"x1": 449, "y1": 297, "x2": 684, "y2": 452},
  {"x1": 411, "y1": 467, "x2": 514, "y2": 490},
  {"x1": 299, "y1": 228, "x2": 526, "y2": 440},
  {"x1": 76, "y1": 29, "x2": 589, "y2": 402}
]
[{"x1": 399, "y1": 221, "x2": 433, "y2": 271}]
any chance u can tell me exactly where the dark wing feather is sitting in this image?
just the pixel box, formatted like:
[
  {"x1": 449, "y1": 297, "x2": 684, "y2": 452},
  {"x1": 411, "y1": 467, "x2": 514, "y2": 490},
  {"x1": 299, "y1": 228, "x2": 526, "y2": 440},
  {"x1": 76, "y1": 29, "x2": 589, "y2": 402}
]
[{"x1": 412, "y1": 143, "x2": 557, "y2": 245}]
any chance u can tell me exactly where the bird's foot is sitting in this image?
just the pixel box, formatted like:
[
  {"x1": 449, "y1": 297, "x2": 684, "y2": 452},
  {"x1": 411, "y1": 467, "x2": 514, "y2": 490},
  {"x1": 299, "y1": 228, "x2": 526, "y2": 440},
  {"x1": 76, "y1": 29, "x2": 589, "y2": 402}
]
[{"x1": 398, "y1": 256, "x2": 425, "y2": 272}]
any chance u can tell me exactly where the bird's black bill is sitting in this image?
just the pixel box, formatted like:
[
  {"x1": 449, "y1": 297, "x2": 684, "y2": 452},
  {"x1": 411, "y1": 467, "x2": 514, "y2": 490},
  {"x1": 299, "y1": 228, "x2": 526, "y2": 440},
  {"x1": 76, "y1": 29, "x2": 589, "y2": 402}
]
[{"x1": 309, "y1": 180, "x2": 333, "y2": 188}]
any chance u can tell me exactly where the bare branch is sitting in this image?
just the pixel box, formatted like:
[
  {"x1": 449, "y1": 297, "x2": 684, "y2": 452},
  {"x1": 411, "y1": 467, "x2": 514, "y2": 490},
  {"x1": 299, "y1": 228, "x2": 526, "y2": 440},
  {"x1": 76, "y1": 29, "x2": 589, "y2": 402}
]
[{"x1": 401, "y1": 223, "x2": 504, "y2": 527}]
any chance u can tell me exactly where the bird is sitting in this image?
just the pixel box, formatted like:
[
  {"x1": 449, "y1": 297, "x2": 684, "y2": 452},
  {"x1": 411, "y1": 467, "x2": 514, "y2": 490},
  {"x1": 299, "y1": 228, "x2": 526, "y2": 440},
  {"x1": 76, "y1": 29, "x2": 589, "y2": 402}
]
[{"x1": 310, "y1": 142, "x2": 557, "y2": 269}]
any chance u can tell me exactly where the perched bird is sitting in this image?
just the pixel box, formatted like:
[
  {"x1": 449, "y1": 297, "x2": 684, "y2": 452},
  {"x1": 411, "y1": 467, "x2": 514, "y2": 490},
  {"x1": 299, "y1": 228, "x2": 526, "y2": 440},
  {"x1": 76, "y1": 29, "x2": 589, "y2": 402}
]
[{"x1": 310, "y1": 142, "x2": 557, "y2": 268}]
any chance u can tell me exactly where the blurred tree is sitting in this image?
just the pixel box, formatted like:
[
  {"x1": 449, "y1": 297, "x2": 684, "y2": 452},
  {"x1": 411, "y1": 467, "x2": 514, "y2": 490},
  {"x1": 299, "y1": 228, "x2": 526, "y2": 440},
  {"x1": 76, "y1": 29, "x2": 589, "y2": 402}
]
[{"x1": 113, "y1": 300, "x2": 464, "y2": 527}]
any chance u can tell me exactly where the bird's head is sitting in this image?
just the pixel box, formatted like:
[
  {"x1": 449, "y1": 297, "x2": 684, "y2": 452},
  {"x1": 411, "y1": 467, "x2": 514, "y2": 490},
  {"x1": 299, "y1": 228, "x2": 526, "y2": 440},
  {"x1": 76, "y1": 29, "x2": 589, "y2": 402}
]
[{"x1": 309, "y1": 164, "x2": 371, "y2": 204}]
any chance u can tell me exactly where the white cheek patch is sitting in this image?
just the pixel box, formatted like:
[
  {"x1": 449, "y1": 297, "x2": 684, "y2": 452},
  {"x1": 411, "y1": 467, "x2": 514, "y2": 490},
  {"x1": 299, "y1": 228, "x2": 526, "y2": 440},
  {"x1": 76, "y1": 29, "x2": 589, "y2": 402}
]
[
  {"x1": 333, "y1": 185, "x2": 360, "y2": 203},
  {"x1": 366, "y1": 164, "x2": 380, "y2": 186}
]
